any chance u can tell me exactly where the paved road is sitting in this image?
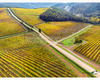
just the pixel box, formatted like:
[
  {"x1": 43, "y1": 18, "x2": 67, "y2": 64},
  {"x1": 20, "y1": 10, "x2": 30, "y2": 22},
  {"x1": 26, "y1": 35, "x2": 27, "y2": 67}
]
[{"x1": 8, "y1": 8, "x2": 100, "y2": 77}]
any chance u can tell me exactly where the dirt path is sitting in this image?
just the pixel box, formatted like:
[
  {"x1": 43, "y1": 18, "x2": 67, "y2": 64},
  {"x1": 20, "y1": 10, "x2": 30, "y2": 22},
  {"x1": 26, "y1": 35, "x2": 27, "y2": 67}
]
[{"x1": 56, "y1": 24, "x2": 93, "y2": 43}]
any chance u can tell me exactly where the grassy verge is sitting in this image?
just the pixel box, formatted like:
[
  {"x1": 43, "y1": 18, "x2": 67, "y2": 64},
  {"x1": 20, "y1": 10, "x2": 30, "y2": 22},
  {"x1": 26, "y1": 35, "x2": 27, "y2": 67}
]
[
  {"x1": 57, "y1": 44, "x2": 100, "y2": 72},
  {"x1": 50, "y1": 45, "x2": 95, "y2": 77},
  {"x1": 31, "y1": 31, "x2": 49, "y2": 44},
  {"x1": 61, "y1": 25, "x2": 93, "y2": 45}
]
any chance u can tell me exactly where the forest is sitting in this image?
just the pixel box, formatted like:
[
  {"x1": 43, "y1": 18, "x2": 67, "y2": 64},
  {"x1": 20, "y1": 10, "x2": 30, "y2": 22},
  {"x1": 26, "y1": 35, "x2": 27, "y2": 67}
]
[{"x1": 40, "y1": 7, "x2": 100, "y2": 24}]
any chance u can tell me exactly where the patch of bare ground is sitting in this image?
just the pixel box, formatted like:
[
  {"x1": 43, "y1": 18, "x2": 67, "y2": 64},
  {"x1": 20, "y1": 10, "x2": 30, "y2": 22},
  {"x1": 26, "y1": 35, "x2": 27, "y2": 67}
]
[{"x1": 59, "y1": 43, "x2": 100, "y2": 70}]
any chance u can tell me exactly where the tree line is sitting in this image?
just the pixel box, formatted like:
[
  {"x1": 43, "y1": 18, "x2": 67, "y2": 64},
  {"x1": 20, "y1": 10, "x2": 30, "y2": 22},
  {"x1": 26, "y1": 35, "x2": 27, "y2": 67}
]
[{"x1": 39, "y1": 7, "x2": 100, "y2": 24}]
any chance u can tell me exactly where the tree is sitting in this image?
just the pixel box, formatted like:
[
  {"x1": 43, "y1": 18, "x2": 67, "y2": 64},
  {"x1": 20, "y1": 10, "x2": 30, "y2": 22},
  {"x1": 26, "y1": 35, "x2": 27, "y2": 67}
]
[
  {"x1": 39, "y1": 29, "x2": 41, "y2": 33},
  {"x1": 74, "y1": 36, "x2": 82, "y2": 44}
]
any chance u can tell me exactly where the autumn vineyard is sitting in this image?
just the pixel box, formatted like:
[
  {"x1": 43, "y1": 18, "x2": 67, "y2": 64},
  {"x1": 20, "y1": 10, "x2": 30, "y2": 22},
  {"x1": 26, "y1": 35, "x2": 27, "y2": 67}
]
[
  {"x1": 0, "y1": 2, "x2": 100, "y2": 78},
  {"x1": 0, "y1": 33, "x2": 77, "y2": 77},
  {"x1": 74, "y1": 25, "x2": 100, "y2": 63}
]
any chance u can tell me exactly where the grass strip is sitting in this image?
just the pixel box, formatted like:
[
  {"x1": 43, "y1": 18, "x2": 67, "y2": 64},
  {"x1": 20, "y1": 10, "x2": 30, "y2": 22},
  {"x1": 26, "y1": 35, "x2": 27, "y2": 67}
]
[
  {"x1": 50, "y1": 45, "x2": 95, "y2": 77},
  {"x1": 58, "y1": 43, "x2": 100, "y2": 72}
]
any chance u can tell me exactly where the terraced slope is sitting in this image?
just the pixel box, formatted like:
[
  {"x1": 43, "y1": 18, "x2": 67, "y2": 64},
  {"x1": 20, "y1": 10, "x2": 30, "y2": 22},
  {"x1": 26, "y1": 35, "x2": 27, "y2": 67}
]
[
  {"x1": 0, "y1": 32, "x2": 77, "y2": 77},
  {"x1": 0, "y1": 8, "x2": 25, "y2": 37},
  {"x1": 36, "y1": 21, "x2": 88, "y2": 41},
  {"x1": 74, "y1": 25, "x2": 100, "y2": 64},
  {"x1": 11, "y1": 8, "x2": 48, "y2": 25}
]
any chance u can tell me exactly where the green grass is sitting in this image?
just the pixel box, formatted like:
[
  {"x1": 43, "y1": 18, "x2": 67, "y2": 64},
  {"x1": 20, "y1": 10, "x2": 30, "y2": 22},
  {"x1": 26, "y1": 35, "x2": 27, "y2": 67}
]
[
  {"x1": 61, "y1": 25, "x2": 93, "y2": 46},
  {"x1": 62, "y1": 37, "x2": 87, "y2": 47},
  {"x1": 62, "y1": 38, "x2": 75, "y2": 46}
]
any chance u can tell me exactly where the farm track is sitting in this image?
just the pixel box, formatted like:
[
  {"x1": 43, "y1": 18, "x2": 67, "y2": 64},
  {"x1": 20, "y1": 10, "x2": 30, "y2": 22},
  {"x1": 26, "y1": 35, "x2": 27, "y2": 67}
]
[
  {"x1": 56, "y1": 24, "x2": 93, "y2": 43},
  {"x1": 7, "y1": 8, "x2": 100, "y2": 77}
]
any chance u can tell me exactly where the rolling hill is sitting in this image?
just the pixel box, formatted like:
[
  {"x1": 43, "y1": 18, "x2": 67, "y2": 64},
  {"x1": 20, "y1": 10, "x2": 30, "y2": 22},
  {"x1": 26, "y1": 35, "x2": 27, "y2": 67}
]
[
  {"x1": 0, "y1": 8, "x2": 25, "y2": 37},
  {"x1": 54, "y1": 3, "x2": 100, "y2": 18},
  {"x1": 0, "y1": 3, "x2": 56, "y2": 8}
]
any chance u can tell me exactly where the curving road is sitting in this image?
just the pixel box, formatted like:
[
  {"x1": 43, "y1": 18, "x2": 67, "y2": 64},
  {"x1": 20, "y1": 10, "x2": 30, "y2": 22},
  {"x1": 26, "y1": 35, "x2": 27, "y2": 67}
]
[{"x1": 7, "y1": 8, "x2": 100, "y2": 77}]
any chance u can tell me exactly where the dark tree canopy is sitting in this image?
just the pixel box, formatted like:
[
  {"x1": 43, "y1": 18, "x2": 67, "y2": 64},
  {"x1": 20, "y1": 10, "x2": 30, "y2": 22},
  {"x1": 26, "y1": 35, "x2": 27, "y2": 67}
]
[
  {"x1": 40, "y1": 7, "x2": 88, "y2": 22},
  {"x1": 39, "y1": 7, "x2": 100, "y2": 24}
]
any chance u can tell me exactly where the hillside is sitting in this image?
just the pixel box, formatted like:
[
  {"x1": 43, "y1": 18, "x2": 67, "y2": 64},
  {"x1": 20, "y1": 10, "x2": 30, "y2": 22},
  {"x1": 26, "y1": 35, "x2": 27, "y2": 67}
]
[
  {"x1": 0, "y1": 8, "x2": 25, "y2": 37},
  {"x1": 39, "y1": 7, "x2": 89, "y2": 23},
  {"x1": 54, "y1": 3, "x2": 100, "y2": 19},
  {"x1": 0, "y1": 3, "x2": 56, "y2": 8},
  {"x1": 12, "y1": 8, "x2": 48, "y2": 25}
]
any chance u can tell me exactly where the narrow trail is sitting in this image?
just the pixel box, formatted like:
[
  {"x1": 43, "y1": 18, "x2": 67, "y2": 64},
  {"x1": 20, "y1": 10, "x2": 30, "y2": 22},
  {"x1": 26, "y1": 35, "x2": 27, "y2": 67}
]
[
  {"x1": 56, "y1": 24, "x2": 93, "y2": 43},
  {"x1": 8, "y1": 8, "x2": 100, "y2": 77}
]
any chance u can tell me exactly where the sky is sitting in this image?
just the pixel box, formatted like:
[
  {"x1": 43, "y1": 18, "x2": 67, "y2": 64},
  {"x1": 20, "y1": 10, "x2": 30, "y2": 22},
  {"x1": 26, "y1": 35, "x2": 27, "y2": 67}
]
[{"x1": 0, "y1": 0, "x2": 100, "y2": 3}]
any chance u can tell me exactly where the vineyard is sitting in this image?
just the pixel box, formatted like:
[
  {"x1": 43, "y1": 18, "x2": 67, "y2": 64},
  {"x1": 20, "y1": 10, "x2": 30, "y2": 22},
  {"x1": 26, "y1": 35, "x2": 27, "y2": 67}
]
[
  {"x1": 0, "y1": 32, "x2": 77, "y2": 77},
  {"x1": 36, "y1": 21, "x2": 88, "y2": 41},
  {"x1": 74, "y1": 25, "x2": 100, "y2": 63},
  {"x1": 11, "y1": 8, "x2": 48, "y2": 26},
  {"x1": 11, "y1": 8, "x2": 89, "y2": 41},
  {"x1": 0, "y1": 8, "x2": 25, "y2": 37}
]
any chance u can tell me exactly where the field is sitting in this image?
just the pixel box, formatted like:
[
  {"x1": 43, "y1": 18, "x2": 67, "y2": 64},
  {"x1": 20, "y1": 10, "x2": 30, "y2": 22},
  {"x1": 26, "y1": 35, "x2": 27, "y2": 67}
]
[
  {"x1": 11, "y1": 8, "x2": 89, "y2": 41},
  {"x1": 36, "y1": 21, "x2": 88, "y2": 41},
  {"x1": 0, "y1": 8, "x2": 25, "y2": 37},
  {"x1": 74, "y1": 25, "x2": 100, "y2": 63},
  {"x1": 11, "y1": 8, "x2": 48, "y2": 26},
  {"x1": 0, "y1": 32, "x2": 77, "y2": 77}
]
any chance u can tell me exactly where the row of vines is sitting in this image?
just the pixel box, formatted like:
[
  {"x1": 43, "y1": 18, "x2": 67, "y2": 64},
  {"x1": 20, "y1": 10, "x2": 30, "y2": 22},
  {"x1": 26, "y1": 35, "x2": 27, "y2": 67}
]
[
  {"x1": 74, "y1": 25, "x2": 100, "y2": 63},
  {"x1": 0, "y1": 33, "x2": 77, "y2": 77}
]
